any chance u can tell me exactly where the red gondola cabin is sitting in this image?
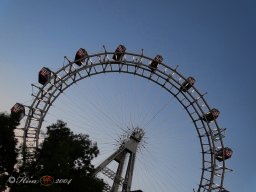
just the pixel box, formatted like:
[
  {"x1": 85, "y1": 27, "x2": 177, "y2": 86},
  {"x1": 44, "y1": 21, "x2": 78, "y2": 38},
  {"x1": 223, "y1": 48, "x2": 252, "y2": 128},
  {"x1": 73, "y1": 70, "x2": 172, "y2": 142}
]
[
  {"x1": 75, "y1": 48, "x2": 88, "y2": 66},
  {"x1": 201, "y1": 108, "x2": 220, "y2": 122},
  {"x1": 112, "y1": 44, "x2": 126, "y2": 61},
  {"x1": 180, "y1": 77, "x2": 196, "y2": 92},
  {"x1": 149, "y1": 55, "x2": 163, "y2": 72},
  {"x1": 11, "y1": 103, "x2": 25, "y2": 121},
  {"x1": 39, "y1": 67, "x2": 51, "y2": 85},
  {"x1": 215, "y1": 147, "x2": 233, "y2": 161}
]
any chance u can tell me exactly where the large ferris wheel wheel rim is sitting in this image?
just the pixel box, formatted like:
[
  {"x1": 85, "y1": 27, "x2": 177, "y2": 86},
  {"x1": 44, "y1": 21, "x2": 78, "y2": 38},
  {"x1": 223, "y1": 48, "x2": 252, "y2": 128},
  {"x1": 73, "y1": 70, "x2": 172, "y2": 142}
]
[{"x1": 22, "y1": 47, "x2": 229, "y2": 191}]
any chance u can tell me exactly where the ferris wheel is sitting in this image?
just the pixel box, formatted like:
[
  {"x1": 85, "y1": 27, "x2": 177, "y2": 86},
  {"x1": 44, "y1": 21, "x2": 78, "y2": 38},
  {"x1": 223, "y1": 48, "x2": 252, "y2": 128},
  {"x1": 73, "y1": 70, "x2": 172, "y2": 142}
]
[{"x1": 11, "y1": 45, "x2": 233, "y2": 192}]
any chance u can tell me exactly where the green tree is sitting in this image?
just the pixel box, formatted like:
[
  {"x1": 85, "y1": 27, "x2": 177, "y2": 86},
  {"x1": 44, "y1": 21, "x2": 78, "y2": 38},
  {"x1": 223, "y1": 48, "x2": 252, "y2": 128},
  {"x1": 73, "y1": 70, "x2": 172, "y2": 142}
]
[
  {"x1": 0, "y1": 113, "x2": 19, "y2": 191},
  {"x1": 11, "y1": 120, "x2": 105, "y2": 192}
]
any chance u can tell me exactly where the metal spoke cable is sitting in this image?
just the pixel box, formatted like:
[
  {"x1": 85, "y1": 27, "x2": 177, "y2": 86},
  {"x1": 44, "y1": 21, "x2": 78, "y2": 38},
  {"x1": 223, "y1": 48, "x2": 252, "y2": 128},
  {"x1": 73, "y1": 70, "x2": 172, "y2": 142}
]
[{"x1": 143, "y1": 97, "x2": 175, "y2": 128}]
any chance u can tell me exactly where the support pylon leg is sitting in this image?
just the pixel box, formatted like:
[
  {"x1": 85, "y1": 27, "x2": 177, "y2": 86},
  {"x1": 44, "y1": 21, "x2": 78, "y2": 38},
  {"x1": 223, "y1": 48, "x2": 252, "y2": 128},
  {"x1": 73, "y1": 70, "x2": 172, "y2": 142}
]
[
  {"x1": 122, "y1": 153, "x2": 136, "y2": 192},
  {"x1": 112, "y1": 152, "x2": 126, "y2": 192}
]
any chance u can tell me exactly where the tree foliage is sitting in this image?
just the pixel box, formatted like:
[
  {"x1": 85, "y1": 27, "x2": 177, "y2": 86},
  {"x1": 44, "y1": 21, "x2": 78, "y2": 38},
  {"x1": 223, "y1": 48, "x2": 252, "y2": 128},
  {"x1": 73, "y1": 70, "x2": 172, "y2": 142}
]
[
  {"x1": 38, "y1": 120, "x2": 99, "y2": 176},
  {"x1": 11, "y1": 120, "x2": 105, "y2": 192},
  {"x1": 0, "y1": 113, "x2": 19, "y2": 191}
]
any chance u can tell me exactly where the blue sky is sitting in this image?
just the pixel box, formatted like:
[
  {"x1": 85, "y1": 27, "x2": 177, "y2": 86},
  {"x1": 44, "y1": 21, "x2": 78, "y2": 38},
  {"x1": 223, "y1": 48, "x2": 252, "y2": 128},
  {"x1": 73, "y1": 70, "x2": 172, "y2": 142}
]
[{"x1": 0, "y1": 0, "x2": 256, "y2": 191}]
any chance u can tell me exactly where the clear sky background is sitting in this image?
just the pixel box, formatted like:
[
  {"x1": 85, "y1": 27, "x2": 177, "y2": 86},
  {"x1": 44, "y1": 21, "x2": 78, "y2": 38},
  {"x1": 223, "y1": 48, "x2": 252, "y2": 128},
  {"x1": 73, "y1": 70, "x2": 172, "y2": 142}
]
[{"x1": 0, "y1": 0, "x2": 256, "y2": 191}]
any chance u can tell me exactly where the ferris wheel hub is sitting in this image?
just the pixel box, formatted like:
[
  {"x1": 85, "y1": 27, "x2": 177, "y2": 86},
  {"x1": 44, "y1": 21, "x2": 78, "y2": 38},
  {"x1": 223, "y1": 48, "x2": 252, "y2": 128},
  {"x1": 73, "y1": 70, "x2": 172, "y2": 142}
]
[{"x1": 130, "y1": 127, "x2": 145, "y2": 142}]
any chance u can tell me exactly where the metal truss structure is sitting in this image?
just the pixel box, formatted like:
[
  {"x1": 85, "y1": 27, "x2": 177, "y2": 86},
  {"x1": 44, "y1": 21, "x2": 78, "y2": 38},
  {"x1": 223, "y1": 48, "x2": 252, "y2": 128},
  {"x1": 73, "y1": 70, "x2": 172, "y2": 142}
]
[
  {"x1": 20, "y1": 46, "x2": 232, "y2": 191},
  {"x1": 92, "y1": 128, "x2": 144, "y2": 192}
]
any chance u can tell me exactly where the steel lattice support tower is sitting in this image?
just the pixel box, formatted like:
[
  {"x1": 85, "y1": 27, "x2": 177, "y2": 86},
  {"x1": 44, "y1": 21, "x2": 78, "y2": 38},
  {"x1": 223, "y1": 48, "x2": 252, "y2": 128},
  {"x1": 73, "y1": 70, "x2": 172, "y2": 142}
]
[{"x1": 92, "y1": 128, "x2": 144, "y2": 192}]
